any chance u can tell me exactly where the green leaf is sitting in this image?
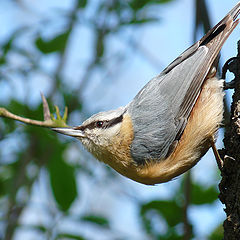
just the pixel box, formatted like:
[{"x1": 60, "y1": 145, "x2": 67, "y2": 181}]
[
  {"x1": 47, "y1": 146, "x2": 77, "y2": 212},
  {"x1": 56, "y1": 233, "x2": 86, "y2": 240},
  {"x1": 140, "y1": 200, "x2": 182, "y2": 228},
  {"x1": 32, "y1": 224, "x2": 48, "y2": 233},
  {"x1": 95, "y1": 31, "x2": 105, "y2": 59},
  {"x1": 158, "y1": 232, "x2": 183, "y2": 240},
  {"x1": 35, "y1": 32, "x2": 69, "y2": 54},
  {"x1": 7, "y1": 99, "x2": 44, "y2": 123},
  {"x1": 77, "y1": 0, "x2": 88, "y2": 9},
  {"x1": 191, "y1": 183, "x2": 218, "y2": 205},
  {"x1": 62, "y1": 92, "x2": 82, "y2": 113},
  {"x1": 129, "y1": 0, "x2": 173, "y2": 11},
  {"x1": 0, "y1": 176, "x2": 7, "y2": 196},
  {"x1": 81, "y1": 214, "x2": 110, "y2": 228},
  {"x1": 8, "y1": 100, "x2": 28, "y2": 116},
  {"x1": 208, "y1": 224, "x2": 223, "y2": 240},
  {"x1": 126, "y1": 17, "x2": 159, "y2": 25},
  {"x1": 140, "y1": 200, "x2": 186, "y2": 239},
  {"x1": 0, "y1": 27, "x2": 27, "y2": 65},
  {"x1": 0, "y1": 165, "x2": 15, "y2": 197}
]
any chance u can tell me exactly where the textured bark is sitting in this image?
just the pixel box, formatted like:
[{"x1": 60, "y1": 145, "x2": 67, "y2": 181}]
[{"x1": 219, "y1": 41, "x2": 240, "y2": 240}]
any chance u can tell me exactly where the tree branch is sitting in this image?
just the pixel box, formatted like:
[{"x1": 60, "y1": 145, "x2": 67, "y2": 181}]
[{"x1": 0, "y1": 94, "x2": 68, "y2": 128}]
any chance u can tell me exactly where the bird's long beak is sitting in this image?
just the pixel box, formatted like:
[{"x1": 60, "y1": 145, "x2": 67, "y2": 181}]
[{"x1": 52, "y1": 127, "x2": 85, "y2": 138}]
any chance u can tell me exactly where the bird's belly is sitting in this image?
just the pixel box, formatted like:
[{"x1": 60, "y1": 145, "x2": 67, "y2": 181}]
[
  {"x1": 93, "y1": 77, "x2": 224, "y2": 185},
  {"x1": 130, "y1": 77, "x2": 224, "y2": 184}
]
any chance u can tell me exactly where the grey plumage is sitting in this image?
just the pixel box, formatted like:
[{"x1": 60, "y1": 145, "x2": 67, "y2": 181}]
[
  {"x1": 128, "y1": 47, "x2": 208, "y2": 163},
  {"x1": 128, "y1": 3, "x2": 240, "y2": 164}
]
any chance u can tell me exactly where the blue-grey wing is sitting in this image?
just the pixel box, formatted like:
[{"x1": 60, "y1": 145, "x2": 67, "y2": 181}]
[
  {"x1": 128, "y1": 46, "x2": 209, "y2": 164},
  {"x1": 128, "y1": 5, "x2": 239, "y2": 164}
]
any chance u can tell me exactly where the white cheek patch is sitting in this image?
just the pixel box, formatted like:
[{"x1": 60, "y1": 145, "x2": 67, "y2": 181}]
[
  {"x1": 103, "y1": 124, "x2": 121, "y2": 138},
  {"x1": 87, "y1": 124, "x2": 121, "y2": 147}
]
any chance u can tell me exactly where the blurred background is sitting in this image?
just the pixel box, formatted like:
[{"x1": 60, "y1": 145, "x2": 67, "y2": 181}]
[{"x1": 0, "y1": 0, "x2": 239, "y2": 239}]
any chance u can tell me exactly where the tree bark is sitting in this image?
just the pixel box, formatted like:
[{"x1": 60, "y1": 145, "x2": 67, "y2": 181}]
[{"x1": 219, "y1": 40, "x2": 240, "y2": 240}]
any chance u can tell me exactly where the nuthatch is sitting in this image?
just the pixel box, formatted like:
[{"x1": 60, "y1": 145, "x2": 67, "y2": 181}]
[{"x1": 53, "y1": 3, "x2": 240, "y2": 185}]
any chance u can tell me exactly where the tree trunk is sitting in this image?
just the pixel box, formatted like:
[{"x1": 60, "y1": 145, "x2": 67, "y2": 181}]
[{"x1": 219, "y1": 40, "x2": 240, "y2": 240}]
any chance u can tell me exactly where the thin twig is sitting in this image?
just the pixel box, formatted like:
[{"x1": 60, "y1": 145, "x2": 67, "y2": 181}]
[
  {"x1": 0, "y1": 108, "x2": 51, "y2": 127},
  {"x1": 0, "y1": 106, "x2": 68, "y2": 128},
  {"x1": 0, "y1": 108, "x2": 52, "y2": 127}
]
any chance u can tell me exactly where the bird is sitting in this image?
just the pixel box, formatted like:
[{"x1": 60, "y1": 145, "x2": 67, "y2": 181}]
[{"x1": 53, "y1": 3, "x2": 240, "y2": 185}]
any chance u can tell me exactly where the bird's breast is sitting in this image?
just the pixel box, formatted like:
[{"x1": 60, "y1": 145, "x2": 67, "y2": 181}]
[
  {"x1": 131, "y1": 76, "x2": 224, "y2": 184},
  {"x1": 91, "y1": 77, "x2": 224, "y2": 185}
]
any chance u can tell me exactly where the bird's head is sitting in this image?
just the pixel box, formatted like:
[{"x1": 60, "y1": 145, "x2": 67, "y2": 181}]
[{"x1": 52, "y1": 106, "x2": 132, "y2": 162}]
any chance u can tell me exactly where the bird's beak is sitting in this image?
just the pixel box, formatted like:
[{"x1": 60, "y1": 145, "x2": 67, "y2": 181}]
[{"x1": 52, "y1": 127, "x2": 85, "y2": 138}]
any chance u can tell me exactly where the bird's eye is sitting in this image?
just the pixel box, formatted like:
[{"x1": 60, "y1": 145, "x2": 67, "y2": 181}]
[{"x1": 96, "y1": 121, "x2": 104, "y2": 128}]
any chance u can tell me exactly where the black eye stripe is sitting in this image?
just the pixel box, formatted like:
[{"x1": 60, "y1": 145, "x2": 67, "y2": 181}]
[
  {"x1": 106, "y1": 114, "x2": 123, "y2": 128},
  {"x1": 74, "y1": 114, "x2": 123, "y2": 131}
]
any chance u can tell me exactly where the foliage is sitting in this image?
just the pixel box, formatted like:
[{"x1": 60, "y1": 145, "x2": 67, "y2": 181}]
[{"x1": 139, "y1": 180, "x2": 219, "y2": 239}]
